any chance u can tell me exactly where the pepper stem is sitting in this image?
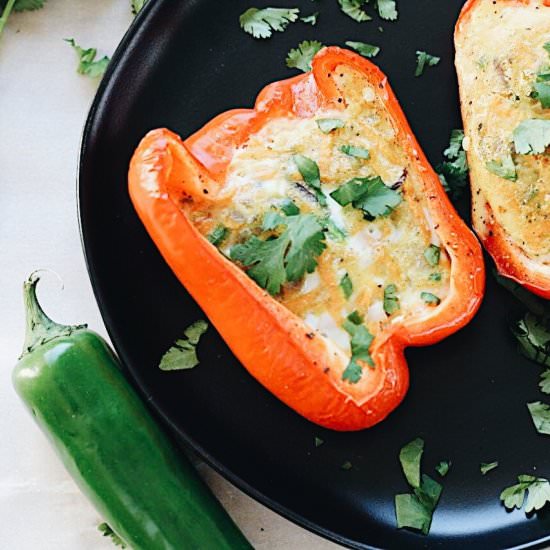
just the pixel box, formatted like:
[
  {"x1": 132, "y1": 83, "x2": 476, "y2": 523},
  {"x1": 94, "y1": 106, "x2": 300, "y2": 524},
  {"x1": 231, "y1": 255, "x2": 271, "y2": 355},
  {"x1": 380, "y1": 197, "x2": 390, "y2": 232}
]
[{"x1": 21, "y1": 272, "x2": 85, "y2": 358}]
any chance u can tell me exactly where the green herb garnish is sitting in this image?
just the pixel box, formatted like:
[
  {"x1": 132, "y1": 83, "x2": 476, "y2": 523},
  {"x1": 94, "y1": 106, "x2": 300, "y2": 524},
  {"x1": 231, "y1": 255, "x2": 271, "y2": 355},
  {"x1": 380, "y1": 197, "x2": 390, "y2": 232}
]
[
  {"x1": 383, "y1": 284, "x2": 400, "y2": 315},
  {"x1": 330, "y1": 176, "x2": 401, "y2": 220},
  {"x1": 207, "y1": 225, "x2": 229, "y2": 246},
  {"x1": 316, "y1": 118, "x2": 345, "y2": 133},
  {"x1": 480, "y1": 462, "x2": 499, "y2": 475},
  {"x1": 342, "y1": 311, "x2": 375, "y2": 383},
  {"x1": 429, "y1": 272, "x2": 442, "y2": 282},
  {"x1": 230, "y1": 212, "x2": 326, "y2": 295},
  {"x1": 424, "y1": 245, "x2": 440, "y2": 267},
  {"x1": 286, "y1": 40, "x2": 324, "y2": 72},
  {"x1": 293, "y1": 154, "x2": 327, "y2": 205},
  {"x1": 421, "y1": 292, "x2": 441, "y2": 306},
  {"x1": 527, "y1": 401, "x2": 550, "y2": 435},
  {"x1": 345, "y1": 40, "x2": 380, "y2": 58},
  {"x1": 340, "y1": 144, "x2": 370, "y2": 159},
  {"x1": 435, "y1": 461, "x2": 450, "y2": 477},
  {"x1": 131, "y1": 0, "x2": 146, "y2": 15},
  {"x1": 239, "y1": 7, "x2": 299, "y2": 39},
  {"x1": 501, "y1": 475, "x2": 550, "y2": 513},
  {"x1": 338, "y1": 0, "x2": 371, "y2": 22},
  {"x1": 415, "y1": 51, "x2": 440, "y2": 77},
  {"x1": 513, "y1": 119, "x2": 550, "y2": 155},
  {"x1": 486, "y1": 155, "x2": 517, "y2": 181},
  {"x1": 159, "y1": 320, "x2": 208, "y2": 371},
  {"x1": 540, "y1": 369, "x2": 550, "y2": 394},
  {"x1": 340, "y1": 273, "x2": 353, "y2": 299},
  {"x1": 65, "y1": 38, "x2": 110, "y2": 78},
  {"x1": 300, "y1": 11, "x2": 318, "y2": 25},
  {"x1": 437, "y1": 129, "x2": 469, "y2": 200}
]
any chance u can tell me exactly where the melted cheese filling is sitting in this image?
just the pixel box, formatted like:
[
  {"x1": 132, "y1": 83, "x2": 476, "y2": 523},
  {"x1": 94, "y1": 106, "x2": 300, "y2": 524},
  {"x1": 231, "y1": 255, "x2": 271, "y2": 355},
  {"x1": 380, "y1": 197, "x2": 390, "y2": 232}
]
[
  {"x1": 456, "y1": 0, "x2": 550, "y2": 259},
  {"x1": 188, "y1": 65, "x2": 451, "y2": 354}
]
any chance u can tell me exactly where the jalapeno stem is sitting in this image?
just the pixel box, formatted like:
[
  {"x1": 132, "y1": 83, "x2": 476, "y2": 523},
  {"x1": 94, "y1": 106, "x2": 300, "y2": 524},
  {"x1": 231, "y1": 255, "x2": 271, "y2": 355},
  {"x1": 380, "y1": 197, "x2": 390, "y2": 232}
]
[{"x1": 21, "y1": 273, "x2": 85, "y2": 358}]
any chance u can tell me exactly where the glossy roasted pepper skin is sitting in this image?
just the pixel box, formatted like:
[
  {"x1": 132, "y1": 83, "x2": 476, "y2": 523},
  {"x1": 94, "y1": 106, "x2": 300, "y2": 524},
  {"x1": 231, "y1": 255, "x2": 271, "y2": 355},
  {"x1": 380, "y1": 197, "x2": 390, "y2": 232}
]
[{"x1": 13, "y1": 275, "x2": 252, "y2": 550}]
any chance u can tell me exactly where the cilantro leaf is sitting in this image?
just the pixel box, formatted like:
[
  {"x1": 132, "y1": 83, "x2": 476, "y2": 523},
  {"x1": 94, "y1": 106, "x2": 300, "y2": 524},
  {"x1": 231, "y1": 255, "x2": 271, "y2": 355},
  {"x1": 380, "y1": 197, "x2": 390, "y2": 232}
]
[
  {"x1": 300, "y1": 11, "x2": 318, "y2": 25},
  {"x1": 158, "y1": 320, "x2": 208, "y2": 371},
  {"x1": 239, "y1": 7, "x2": 299, "y2": 39},
  {"x1": 345, "y1": 40, "x2": 380, "y2": 58},
  {"x1": 532, "y1": 81, "x2": 550, "y2": 109},
  {"x1": 338, "y1": 0, "x2": 371, "y2": 22},
  {"x1": 399, "y1": 437, "x2": 424, "y2": 488},
  {"x1": 480, "y1": 462, "x2": 499, "y2": 475},
  {"x1": 316, "y1": 118, "x2": 345, "y2": 133},
  {"x1": 375, "y1": 0, "x2": 397, "y2": 20},
  {"x1": 501, "y1": 475, "x2": 550, "y2": 513},
  {"x1": 281, "y1": 198, "x2": 300, "y2": 216},
  {"x1": 340, "y1": 272, "x2": 353, "y2": 299},
  {"x1": 437, "y1": 129, "x2": 469, "y2": 200},
  {"x1": 421, "y1": 292, "x2": 441, "y2": 306},
  {"x1": 513, "y1": 119, "x2": 550, "y2": 155},
  {"x1": 131, "y1": 0, "x2": 146, "y2": 15},
  {"x1": 231, "y1": 213, "x2": 326, "y2": 295},
  {"x1": 314, "y1": 436, "x2": 324, "y2": 447},
  {"x1": 98, "y1": 523, "x2": 127, "y2": 548},
  {"x1": 330, "y1": 176, "x2": 402, "y2": 220},
  {"x1": 396, "y1": 475, "x2": 442, "y2": 535},
  {"x1": 424, "y1": 244, "x2": 440, "y2": 267},
  {"x1": 429, "y1": 272, "x2": 442, "y2": 282},
  {"x1": 207, "y1": 224, "x2": 229, "y2": 246},
  {"x1": 527, "y1": 401, "x2": 550, "y2": 435},
  {"x1": 383, "y1": 284, "x2": 400, "y2": 315},
  {"x1": 13, "y1": 0, "x2": 45, "y2": 10},
  {"x1": 512, "y1": 313, "x2": 550, "y2": 367},
  {"x1": 342, "y1": 312, "x2": 375, "y2": 383},
  {"x1": 65, "y1": 38, "x2": 110, "y2": 78},
  {"x1": 319, "y1": 216, "x2": 347, "y2": 241},
  {"x1": 486, "y1": 155, "x2": 517, "y2": 181},
  {"x1": 540, "y1": 369, "x2": 550, "y2": 394},
  {"x1": 415, "y1": 51, "x2": 440, "y2": 77},
  {"x1": 286, "y1": 40, "x2": 323, "y2": 72},
  {"x1": 435, "y1": 461, "x2": 450, "y2": 477},
  {"x1": 340, "y1": 144, "x2": 370, "y2": 159},
  {"x1": 293, "y1": 154, "x2": 326, "y2": 205}
]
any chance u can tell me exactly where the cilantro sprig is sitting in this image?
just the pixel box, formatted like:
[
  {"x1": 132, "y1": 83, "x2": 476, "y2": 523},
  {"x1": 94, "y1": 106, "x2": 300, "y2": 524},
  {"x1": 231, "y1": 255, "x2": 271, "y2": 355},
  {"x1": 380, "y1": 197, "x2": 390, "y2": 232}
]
[
  {"x1": 513, "y1": 119, "x2": 550, "y2": 155},
  {"x1": 437, "y1": 129, "x2": 469, "y2": 200},
  {"x1": 330, "y1": 176, "x2": 402, "y2": 220},
  {"x1": 159, "y1": 320, "x2": 209, "y2": 371},
  {"x1": 415, "y1": 51, "x2": 440, "y2": 77},
  {"x1": 230, "y1": 210, "x2": 327, "y2": 295},
  {"x1": 286, "y1": 40, "x2": 324, "y2": 72},
  {"x1": 65, "y1": 38, "x2": 110, "y2": 78},
  {"x1": 240, "y1": 7, "x2": 299, "y2": 39},
  {"x1": 501, "y1": 475, "x2": 550, "y2": 514}
]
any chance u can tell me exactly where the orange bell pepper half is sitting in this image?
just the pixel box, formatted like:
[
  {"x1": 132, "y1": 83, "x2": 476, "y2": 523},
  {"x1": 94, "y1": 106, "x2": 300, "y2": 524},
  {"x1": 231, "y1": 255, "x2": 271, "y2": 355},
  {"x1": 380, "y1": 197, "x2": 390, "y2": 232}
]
[{"x1": 128, "y1": 47, "x2": 485, "y2": 431}]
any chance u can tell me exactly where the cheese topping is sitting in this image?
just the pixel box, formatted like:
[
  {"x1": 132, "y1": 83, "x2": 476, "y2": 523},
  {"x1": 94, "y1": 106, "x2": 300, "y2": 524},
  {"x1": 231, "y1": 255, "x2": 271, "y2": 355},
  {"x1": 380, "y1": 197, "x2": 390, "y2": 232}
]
[
  {"x1": 188, "y1": 65, "x2": 450, "y2": 355},
  {"x1": 456, "y1": 0, "x2": 550, "y2": 260}
]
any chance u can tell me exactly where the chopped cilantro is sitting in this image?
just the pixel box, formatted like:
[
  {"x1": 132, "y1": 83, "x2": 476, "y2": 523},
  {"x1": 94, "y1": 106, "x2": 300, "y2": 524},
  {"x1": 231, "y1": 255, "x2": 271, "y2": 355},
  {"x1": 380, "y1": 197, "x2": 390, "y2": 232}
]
[
  {"x1": 300, "y1": 11, "x2": 318, "y2": 25},
  {"x1": 421, "y1": 292, "x2": 441, "y2": 306},
  {"x1": 330, "y1": 176, "x2": 402, "y2": 220},
  {"x1": 65, "y1": 38, "x2": 110, "y2": 78},
  {"x1": 415, "y1": 51, "x2": 440, "y2": 77},
  {"x1": 396, "y1": 438, "x2": 442, "y2": 535},
  {"x1": 207, "y1": 224, "x2": 229, "y2": 246},
  {"x1": 399, "y1": 438, "x2": 424, "y2": 488},
  {"x1": 512, "y1": 312, "x2": 550, "y2": 368},
  {"x1": 281, "y1": 198, "x2": 300, "y2": 216},
  {"x1": 316, "y1": 118, "x2": 345, "y2": 133},
  {"x1": 293, "y1": 154, "x2": 327, "y2": 205},
  {"x1": 98, "y1": 523, "x2": 127, "y2": 548},
  {"x1": 375, "y1": 0, "x2": 397, "y2": 20},
  {"x1": 314, "y1": 436, "x2": 324, "y2": 447},
  {"x1": 239, "y1": 7, "x2": 299, "y2": 39},
  {"x1": 435, "y1": 461, "x2": 450, "y2": 477},
  {"x1": 486, "y1": 155, "x2": 517, "y2": 181},
  {"x1": 501, "y1": 475, "x2": 550, "y2": 513},
  {"x1": 532, "y1": 81, "x2": 550, "y2": 108},
  {"x1": 341, "y1": 460, "x2": 353, "y2": 470},
  {"x1": 286, "y1": 40, "x2": 323, "y2": 72},
  {"x1": 230, "y1": 212, "x2": 326, "y2": 295},
  {"x1": 383, "y1": 284, "x2": 400, "y2": 315},
  {"x1": 340, "y1": 272, "x2": 353, "y2": 299},
  {"x1": 342, "y1": 312, "x2": 375, "y2": 383},
  {"x1": 540, "y1": 369, "x2": 550, "y2": 394},
  {"x1": 320, "y1": 216, "x2": 347, "y2": 241},
  {"x1": 480, "y1": 462, "x2": 499, "y2": 475},
  {"x1": 338, "y1": 0, "x2": 371, "y2": 22},
  {"x1": 424, "y1": 244, "x2": 440, "y2": 267},
  {"x1": 131, "y1": 0, "x2": 146, "y2": 15},
  {"x1": 158, "y1": 320, "x2": 208, "y2": 371},
  {"x1": 340, "y1": 144, "x2": 370, "y2": 159},
  {"x1": 429, "y1": 272, "x2": 442, "y2": 282},
  {"x1": 513, "y1": 119, "x2": 550, "y2": 155},
  {"x1": 527, "y1": 401, "x2": 550, "y2": 435},
  {"x1": 0, "y1": 0, "x2": 45, "y2": 39},
  {"x1": 437, "y1": 129, "x2": 469, "y2": 200},
  {"x1": 345, "y1": 40, "x2": 380, "y2": 58}
]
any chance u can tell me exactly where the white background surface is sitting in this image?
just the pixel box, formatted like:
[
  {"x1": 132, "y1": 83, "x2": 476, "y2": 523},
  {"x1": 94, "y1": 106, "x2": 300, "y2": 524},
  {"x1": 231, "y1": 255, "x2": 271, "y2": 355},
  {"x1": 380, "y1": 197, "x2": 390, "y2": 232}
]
[{"x1": 0, "y1": 2, "x2": 339, "y2": 548}]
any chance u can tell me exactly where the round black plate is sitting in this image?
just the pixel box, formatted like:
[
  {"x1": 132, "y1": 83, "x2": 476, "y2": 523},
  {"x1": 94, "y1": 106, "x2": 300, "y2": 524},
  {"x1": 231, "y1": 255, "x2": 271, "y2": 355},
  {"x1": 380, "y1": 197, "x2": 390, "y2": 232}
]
[{"x1": 79, "y1": 1, "x2": 550, "y2": 548}]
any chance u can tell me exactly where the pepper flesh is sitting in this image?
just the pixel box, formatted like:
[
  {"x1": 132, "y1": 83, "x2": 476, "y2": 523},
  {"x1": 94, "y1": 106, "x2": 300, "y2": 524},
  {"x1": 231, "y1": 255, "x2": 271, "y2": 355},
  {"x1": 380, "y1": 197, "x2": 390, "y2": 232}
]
[
  {"x1": 456, "y1": 0, "x2": 550, "y2": 298},
  {"x1": 128, "y1": 47, "x2": 485, "y2": 431},
  {"x1": 13, "y1": 274, "x2": 252, "y2": 550}
]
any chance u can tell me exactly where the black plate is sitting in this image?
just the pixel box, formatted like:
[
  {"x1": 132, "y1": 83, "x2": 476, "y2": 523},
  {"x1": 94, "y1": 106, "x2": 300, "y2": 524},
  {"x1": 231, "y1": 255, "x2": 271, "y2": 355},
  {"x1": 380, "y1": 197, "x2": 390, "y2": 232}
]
[{"x1": 79, "y1": 1, "x2": 550, "y2": 548}]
